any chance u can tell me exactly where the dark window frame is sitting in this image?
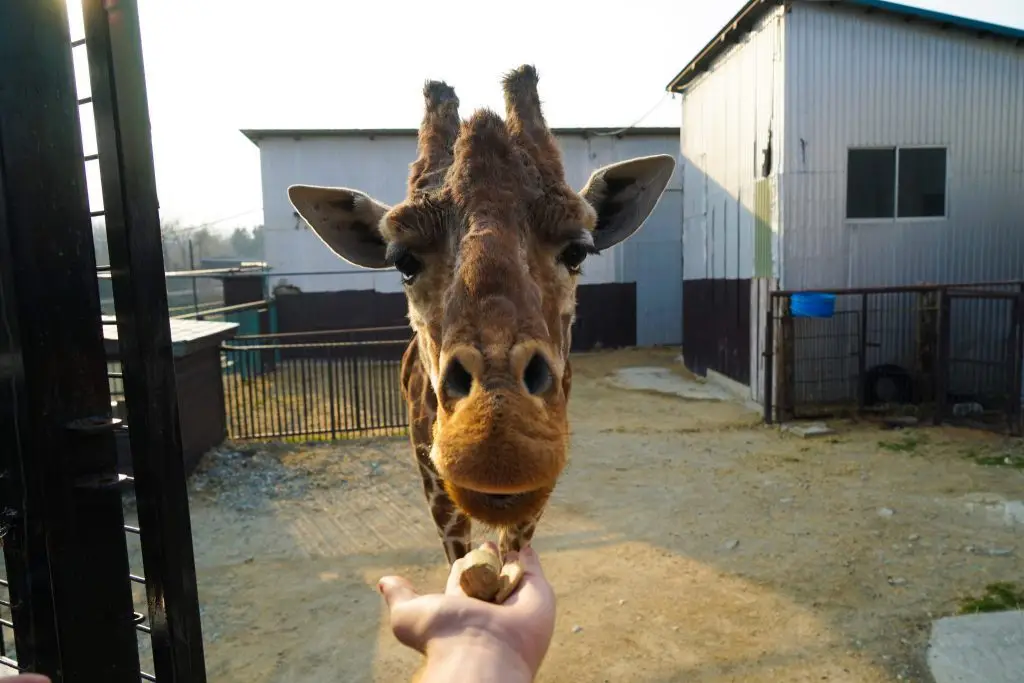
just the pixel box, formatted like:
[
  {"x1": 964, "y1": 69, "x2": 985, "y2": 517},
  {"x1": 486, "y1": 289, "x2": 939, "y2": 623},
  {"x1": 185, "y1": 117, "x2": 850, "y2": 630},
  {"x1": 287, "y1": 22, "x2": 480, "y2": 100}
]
[{"x1": 845, "y1": 145, "x2": 948, "y2": 221}]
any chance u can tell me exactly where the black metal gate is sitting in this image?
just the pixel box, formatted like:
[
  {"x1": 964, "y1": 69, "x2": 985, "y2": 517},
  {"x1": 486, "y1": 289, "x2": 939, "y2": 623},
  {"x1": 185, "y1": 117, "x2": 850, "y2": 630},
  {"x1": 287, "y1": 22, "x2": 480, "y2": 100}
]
[
  {"x1": 221, "y1": 328, "x2": 411, "y2": 441},
  {"x1": 763, "y1": 283, "x2": 1024, "y2": 434},
  {"x1": 0, "y1": 1, "x2": 205, "y2": 681}
]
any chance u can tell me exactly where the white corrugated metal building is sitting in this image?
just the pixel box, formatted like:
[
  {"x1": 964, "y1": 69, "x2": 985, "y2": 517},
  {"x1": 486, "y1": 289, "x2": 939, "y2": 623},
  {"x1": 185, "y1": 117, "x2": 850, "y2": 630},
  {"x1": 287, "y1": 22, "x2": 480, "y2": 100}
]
[
  {"x1": 242, "y1": 127, "x2": 683, "y2": 348},
  {"x1": 668, "y1": 0, "x2": 1024, "y2": 404}
]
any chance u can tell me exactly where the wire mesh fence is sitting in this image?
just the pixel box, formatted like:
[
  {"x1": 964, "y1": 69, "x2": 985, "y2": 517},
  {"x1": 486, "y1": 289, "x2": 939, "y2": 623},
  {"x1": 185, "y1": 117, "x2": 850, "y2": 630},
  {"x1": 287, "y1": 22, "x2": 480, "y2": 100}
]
[
  {"x1": 764, "y1": 282, "x2": 1024, "y2": 434},
  {"x1": 221, "y1": 327, "x2": 412, "y2": 441}
]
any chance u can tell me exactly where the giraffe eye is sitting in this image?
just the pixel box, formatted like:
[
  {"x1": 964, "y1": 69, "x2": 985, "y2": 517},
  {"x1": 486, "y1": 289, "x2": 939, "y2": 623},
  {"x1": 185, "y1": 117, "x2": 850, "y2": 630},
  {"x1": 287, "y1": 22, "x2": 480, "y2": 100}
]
[
  {"x1": 558, "y1": 242, "x2": 594, "y2": 274},
  {"x1": 387, "y1": 245, "x2": 423, "y2": 284}
]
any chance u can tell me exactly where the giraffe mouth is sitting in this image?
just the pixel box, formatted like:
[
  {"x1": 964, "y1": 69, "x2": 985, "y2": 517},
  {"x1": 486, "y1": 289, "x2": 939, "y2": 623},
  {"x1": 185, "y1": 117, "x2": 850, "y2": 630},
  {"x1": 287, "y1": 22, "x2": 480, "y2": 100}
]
[
  {"x1": 448, "y1": 485, "x2": 553, "y2": 526},
  {"x1": 479, "y1": 492, "x2": 525, "y2": 509}
]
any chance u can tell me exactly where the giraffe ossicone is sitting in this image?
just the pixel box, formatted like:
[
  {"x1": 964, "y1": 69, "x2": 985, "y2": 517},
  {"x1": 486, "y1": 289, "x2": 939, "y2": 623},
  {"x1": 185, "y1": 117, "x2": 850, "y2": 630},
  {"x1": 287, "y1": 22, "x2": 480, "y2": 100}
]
[{"x1": 288, "y1": 64, "x2": 676, "y2": 573}]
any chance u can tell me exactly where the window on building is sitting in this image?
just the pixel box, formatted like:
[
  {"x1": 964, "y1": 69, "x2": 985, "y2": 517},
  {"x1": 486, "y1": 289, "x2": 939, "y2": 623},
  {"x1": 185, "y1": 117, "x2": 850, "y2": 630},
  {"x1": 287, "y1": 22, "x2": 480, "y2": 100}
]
[{"x1": 846, "y1": 146, "x2": 947, "y2": 220}]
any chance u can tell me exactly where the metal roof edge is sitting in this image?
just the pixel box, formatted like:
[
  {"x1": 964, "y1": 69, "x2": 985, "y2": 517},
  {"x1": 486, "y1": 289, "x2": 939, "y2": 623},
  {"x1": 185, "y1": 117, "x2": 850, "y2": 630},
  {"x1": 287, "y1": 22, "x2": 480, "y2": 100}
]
[
  {"x1": 665, "y1": 0, "x2": 1024, "y2": 93},
  {"x1": 240, "y1": 126, "x2": 679, "y2": 145},
  {"x1": 664, "y1": 0, "x2": 782, "y2": 93}
]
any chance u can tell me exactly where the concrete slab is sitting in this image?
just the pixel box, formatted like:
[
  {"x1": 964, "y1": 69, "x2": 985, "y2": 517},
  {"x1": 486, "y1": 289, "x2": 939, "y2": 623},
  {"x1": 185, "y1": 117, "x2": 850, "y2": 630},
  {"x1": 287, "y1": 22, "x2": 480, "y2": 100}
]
[
  {"x1": 606, "y1": 367, "x2": 732, "y2": 402},
  {"x1": 781, "y1": 421, "x2": 835, "y2": 438},
  {"x1": 927, "y1": 610, "x2": 1024, "y2": 683},
  {"x1": 961, "y1": 493, "x2": 1024, "y2": 528},
  {"x1": 704, "y1": 369, "x2": 763, "y2": 415}
]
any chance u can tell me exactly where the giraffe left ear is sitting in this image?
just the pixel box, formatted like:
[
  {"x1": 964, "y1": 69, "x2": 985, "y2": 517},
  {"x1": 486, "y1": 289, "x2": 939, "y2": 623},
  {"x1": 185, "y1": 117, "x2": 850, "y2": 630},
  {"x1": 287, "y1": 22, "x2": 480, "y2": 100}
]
[{"x1": 578, "y1": 154, "x2": 676, "y2": 251}]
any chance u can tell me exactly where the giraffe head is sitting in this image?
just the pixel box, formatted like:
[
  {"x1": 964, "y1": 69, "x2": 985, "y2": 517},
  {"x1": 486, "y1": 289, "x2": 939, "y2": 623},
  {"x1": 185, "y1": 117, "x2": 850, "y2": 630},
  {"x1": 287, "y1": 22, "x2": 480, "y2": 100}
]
[{"x1": 288, "y1": 65, "x2": 675, "y2": 528}]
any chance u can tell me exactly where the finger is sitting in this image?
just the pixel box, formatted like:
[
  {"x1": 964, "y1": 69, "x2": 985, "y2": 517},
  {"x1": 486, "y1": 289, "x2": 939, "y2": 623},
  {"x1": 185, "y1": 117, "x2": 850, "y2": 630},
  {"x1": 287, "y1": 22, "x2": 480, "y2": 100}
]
[
  {"x1": 445, "y1": 557, "x2": 468, "y2": 596},
  {"x1": 377, "y1": 575, "x2": 419, "y2": 611},
  {"x1": 516, "y1": 545, "x2": 546, "y2": 579},
  {"x1": 502, "y1": 546, "x2": 554, "y2": 610},
  {"x1": 479, "y1": 541, "x2": 499, "y2": 557},
  {"x1": 379, "y1": 576, "x2": 434, "y2": 653}
]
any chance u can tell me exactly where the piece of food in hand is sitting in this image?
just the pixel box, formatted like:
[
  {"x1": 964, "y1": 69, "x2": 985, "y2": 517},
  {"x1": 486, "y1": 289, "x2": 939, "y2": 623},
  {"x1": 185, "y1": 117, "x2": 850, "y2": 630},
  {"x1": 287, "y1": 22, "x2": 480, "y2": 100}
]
[
  {"x1": 494, "y1": 560, "x2": 524, "y2": 604},
  {"x1": 459, "y1": 546, "x2": 524, "y2": 604}
]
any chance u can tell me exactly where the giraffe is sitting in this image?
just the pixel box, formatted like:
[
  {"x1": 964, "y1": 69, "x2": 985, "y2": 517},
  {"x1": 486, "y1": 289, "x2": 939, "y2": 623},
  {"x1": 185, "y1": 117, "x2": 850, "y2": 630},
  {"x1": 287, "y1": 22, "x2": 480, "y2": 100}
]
[{"x1": 287, "y1": 65, "x2": 675, "y2": 572}]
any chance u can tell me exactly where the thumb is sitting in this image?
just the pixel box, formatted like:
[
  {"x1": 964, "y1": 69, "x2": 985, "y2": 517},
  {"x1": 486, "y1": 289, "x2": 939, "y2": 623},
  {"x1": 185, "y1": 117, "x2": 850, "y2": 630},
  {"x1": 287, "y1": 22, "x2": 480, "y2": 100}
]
[
  {"x1": 378, "y1": 575, "x2": 434, "y2": 652},
  {"x1": 377, "y1": 575, "x2": 419, "y2": 611}
]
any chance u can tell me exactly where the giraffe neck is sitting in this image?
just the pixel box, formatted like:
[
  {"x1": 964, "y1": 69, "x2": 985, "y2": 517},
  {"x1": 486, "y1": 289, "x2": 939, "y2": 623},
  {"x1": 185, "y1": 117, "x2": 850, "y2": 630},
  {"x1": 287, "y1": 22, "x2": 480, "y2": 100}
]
[{"x1": 401, "y1": 336, "x2": 471, "y2": 564}]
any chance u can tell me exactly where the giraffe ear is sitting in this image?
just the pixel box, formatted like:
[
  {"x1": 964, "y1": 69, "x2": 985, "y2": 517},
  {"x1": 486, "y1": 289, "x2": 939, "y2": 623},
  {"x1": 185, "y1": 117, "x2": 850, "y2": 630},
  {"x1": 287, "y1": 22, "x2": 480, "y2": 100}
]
[
  {"x1": 579, "y1": 154, "x2": 676, "y2": 251},
  {"x1": 287, "y1": 184, "x2": 392, "y2": 269}
]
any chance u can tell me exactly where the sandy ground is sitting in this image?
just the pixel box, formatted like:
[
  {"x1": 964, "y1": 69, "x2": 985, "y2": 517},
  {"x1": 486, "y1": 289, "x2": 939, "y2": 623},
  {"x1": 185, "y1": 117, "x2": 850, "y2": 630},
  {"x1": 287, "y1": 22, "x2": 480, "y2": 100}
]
[{"x1": 124, "y1": 347, "x2": 1024, "y2": 683}]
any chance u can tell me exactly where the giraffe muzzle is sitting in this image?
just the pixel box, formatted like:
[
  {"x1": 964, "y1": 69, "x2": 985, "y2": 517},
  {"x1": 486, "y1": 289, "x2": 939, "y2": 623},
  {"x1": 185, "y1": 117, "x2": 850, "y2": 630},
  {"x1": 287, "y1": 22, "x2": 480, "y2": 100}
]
[{"x1": 445, "y1": 483, "x2": 553, "y2": 527}]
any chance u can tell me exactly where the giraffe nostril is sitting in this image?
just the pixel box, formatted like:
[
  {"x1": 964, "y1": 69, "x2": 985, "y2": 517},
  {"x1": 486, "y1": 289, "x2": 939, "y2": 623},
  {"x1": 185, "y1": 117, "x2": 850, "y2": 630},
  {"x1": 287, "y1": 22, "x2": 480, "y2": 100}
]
[
  {"x1": 522, "y1": 353, "x2": 553, "y2": 396},
  {"x1": 442, "y1": 357, "x2": 474, "y2": 399}
]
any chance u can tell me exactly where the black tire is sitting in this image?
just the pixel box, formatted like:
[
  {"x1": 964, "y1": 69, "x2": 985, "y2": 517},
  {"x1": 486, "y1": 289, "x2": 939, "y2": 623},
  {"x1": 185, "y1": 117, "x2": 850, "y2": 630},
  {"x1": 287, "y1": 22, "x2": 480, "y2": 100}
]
[{"x1": 863, "y1": 363, "x2": 914, "y2": 406}]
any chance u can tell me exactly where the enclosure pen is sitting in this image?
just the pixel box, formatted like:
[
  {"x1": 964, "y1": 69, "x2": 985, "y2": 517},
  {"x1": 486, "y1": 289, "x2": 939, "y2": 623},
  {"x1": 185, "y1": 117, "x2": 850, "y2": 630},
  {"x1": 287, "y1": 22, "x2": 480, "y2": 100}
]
[
  {"x1": 763, "y1": 281, "x2": 1024, "y2": 434},
  {"x1": 0, "y1": 0, "x2": 207, "y2": 681},
  {"x1": 219, "y1": 328, "x2": 410, "y2": 441}
]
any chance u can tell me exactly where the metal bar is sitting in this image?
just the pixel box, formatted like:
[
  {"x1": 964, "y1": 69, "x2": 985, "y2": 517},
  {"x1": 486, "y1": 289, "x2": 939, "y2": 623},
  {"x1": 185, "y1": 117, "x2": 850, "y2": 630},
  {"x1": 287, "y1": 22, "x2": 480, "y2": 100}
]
[
  {"x1": 188, "y1": 239, "x2": 198, "y2": 316},
  {"x1": 233, "y1": 324, "x2": 410, "y2": 340},
  {"x1": 81, "y1": 0, "x2": 206, "y2": 680},
  {"x1": 178, "y1": 299, "x2": 269, "y2": 320},
  {"x1": 763, "y1": 296, "x2": 774, "y2": 423},
  {"x1": 1, "y1": 2, "x2": 144, "y2": 679},
  {"x1": 328, "y1": 346, "x2": 337, "y2": 439},
  {"x1": 221, "y1": 339, "x2": 410, "y2": 351},
  {"x1": 97, "y1": 265, "x2": 268, "y2": 280},
  {"x1": 857, "y1": 293, "x2": 869, "y2": 411},
  {"x1": 772, "y1": 279, "x2": 1024, "y2": 297},
  {"x1": 1009, "y1": 293, "x2": 1024, "y2": 436},
  {"x1": 934, "y1": 289, "x2": 951, "y2": 426},
  {"x1": 0, "y1": 2, "x2": 144, "y2": 679}
]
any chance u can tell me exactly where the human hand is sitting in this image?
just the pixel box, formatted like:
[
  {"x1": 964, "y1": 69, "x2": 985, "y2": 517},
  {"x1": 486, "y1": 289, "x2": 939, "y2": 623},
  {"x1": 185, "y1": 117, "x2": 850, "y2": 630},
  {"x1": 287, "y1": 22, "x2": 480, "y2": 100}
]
[
  {"x1": 1, "y1": 675, "x2": 49, "y2": 683},
  {"x1": 378, "y1": 543, "x2": 556, "y2": 682}
]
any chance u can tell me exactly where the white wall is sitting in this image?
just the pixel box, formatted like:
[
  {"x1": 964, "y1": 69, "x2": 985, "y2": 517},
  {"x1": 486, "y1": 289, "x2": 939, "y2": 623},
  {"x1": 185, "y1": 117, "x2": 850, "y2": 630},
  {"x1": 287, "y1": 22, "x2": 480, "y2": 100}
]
[
  {"x1": 681, "y1": 5, "x2": 786, "y2": 284},
  {"x1": 782, "y1": 2, "x2": 1024, "y2": 290},
  {"x1": 255, "y1": 130, "x2": 683, "y2": 345}
]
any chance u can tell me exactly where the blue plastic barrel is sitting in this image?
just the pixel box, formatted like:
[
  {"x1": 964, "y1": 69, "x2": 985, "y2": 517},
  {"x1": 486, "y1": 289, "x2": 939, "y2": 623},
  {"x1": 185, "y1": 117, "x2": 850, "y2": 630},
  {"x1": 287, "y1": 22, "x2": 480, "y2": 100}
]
[{"x1": 790, "y1": 292, "x2": 836, "y2": 318}]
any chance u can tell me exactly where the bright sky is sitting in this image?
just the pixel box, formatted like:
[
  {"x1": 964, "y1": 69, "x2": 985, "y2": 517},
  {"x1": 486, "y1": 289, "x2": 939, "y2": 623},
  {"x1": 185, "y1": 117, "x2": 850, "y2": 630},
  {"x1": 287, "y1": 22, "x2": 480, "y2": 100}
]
[{"x1": 68, "y1": 0, "x2": 1024, "y2": 231}]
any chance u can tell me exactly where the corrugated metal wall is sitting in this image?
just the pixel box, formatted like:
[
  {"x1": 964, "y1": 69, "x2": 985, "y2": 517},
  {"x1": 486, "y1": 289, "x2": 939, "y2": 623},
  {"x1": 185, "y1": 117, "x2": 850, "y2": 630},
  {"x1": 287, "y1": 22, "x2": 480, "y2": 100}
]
[
  {"x1": 783, "y1": 2, "x2": 1024, "y2": 290},
  {"x1": 680, "y1": 5, "x2": 785, "y2": 393},
  {"x1": 256, "y1": 130, "x2": 682, "y2": 346},
  {"x1": 681, "y1": 6, "x2": 785, "y2": 284}
]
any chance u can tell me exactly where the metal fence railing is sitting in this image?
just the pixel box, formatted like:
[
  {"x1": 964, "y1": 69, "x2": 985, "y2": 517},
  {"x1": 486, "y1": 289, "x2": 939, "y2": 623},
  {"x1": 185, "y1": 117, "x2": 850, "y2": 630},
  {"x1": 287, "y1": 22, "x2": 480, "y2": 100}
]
[
  {"x1": 221, "y1": 327, "x2": 412, "y2": 441},
  {"x1": 763, "y1": 281, "x2": 1024, "y2": 434}
]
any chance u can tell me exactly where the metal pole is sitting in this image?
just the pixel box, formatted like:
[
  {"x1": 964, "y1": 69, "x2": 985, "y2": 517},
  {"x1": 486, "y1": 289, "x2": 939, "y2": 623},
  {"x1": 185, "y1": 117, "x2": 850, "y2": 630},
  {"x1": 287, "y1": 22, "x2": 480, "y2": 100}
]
[
  {"x1": 763, "y1": 295, "x2": 774, "y2": 424},
  {"x1": 189, "y1": 239, "x2": 199, "y2": 315},
  {"x1": 0, "y1": 1, "x2": 140, "y2": 679},
  {"x1": 81, "y1": 0, "x2": 207, "y2": 680}
]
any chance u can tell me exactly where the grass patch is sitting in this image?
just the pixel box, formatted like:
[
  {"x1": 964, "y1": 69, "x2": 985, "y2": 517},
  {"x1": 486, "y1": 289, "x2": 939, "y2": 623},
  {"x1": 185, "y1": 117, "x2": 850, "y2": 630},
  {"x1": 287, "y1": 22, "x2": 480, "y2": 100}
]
[
  {"x1": 957, "y1": 582, "x2": 1024, "y2": 615},
  {"x1": 961, "y1": 445, "x2": 1024, "y2": 469},
  {"x1": 878, "y1": 432, "x2": 929, "y2": 454}
]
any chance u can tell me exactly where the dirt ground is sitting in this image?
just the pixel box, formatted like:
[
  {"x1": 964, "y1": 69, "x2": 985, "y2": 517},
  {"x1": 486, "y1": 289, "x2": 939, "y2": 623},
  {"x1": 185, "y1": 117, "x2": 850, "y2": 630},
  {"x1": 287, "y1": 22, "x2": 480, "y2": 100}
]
[{"x1": 125, "y1": 348, "x2": 1024, "y2": 683}]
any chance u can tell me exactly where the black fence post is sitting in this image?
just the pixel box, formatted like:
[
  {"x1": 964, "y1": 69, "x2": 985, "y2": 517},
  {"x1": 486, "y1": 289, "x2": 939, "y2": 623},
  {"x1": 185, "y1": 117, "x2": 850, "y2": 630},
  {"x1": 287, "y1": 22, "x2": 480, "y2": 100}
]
[
  {"x1": 81, "y1": 0, "x2": 207, "y2": 680},
  {"x1": 0, "y1": 1, "x2": 141, "y2": 679},
  {"x1": 763, "y1": 295, "x2": 774, "y2": 424},
  {"x1": 1009, "y1": 292, "x2": 1024, "y2": 436},
  {"x1": 933, "y1": 289, "x2": 951, "y2": 426},
  {"x1": 857, "y1": 293, "x2": 869, "y2": 411},
  {"x1": 328, "y1": 345, "x2": 338, "y2": 440}
]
